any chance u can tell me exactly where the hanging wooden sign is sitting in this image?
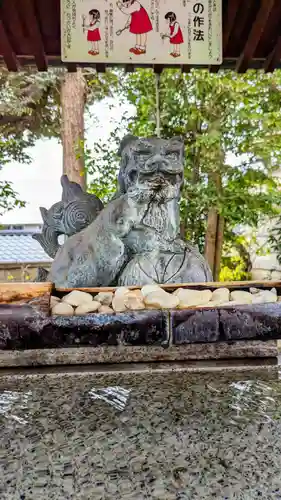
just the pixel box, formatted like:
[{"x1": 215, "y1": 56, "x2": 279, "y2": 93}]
[{"x1": 61, "y1": 0, "x2": 222, "y2": 65}]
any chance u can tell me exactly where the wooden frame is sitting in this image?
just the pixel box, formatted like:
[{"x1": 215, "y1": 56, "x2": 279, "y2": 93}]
[
  {"x1": 55, "y1": 280, "x2": 281, "y2": 294},
  {"x1": 0, "y1": 279, "x2": 280, "y2": 304}
]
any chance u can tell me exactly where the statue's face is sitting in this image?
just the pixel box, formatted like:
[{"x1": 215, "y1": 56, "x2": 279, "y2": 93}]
[{"x1": 119, "y1": 137, "x2": 184, "y2": 200}]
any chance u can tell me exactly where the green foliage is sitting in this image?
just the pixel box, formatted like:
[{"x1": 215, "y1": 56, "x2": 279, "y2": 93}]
[
  {"x1": 122, "y1": 69, "x2": 281, "y2": 245},
  {"x1": 84, "y1": 108, "x2": 131, "y2": 201},
  {"x1": 0, "y1": 67, "x2": 118, "y2": 214},
  {"x1": 0, "y1": 68, "x2": 120, "y2": 140},
  {"x1": 0, "y1": 180, "x2": 25, "y2": 215},
  {"x1": 88, "y1": 69, "x2": 281, "y2": 264},
  {"x1": 2, "y1": 65, "x2": 281, "y2": 271},
  {"x1": 83, "y1": 138, "x2": 119, "y2": 202},
  {"x1": 269, "y1": 218, "x2": 281, "y2": 264},
  {"x1": 0, "y1": 135, "x2": 31, "y2": 216},
  {"x1": 219, "y1": 256, "x2": 251, "y2": 282}
]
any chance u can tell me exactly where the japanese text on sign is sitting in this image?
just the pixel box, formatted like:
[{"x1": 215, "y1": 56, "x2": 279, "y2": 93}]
[{"x1": 61, "y1": 0, "x2": 222, "y2": 65}]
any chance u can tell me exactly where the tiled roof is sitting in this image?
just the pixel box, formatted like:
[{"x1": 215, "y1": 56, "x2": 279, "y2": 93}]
[{"x1": 0, "y1": 231, "x2": 53, "y2": 264}]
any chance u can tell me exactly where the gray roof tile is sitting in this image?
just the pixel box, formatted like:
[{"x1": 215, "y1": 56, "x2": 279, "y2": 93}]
[{"x1": 0, "y1": 231, "x2": 53, "y2": 264}]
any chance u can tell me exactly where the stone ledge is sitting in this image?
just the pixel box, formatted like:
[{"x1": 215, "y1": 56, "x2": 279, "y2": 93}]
[
  {"x1": 0, "y1": 359, "x2": 278, "y2": 379},
  {"x1": 2, "y1": 304, "x2": 281, "y2": 351},
  {"x1": 0, "y1": 310, "x2": 170, "y2": 350},
  {"x1": 0, "y1": 341, "x2": 277, "y2": 368},
  {"x1": 171, "y1": 303, "x2": 281, "y2": 345}
]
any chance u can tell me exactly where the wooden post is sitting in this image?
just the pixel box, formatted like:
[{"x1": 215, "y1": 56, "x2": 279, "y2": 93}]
[
  {"x1": 213, "y1": 214, "x2": 225, "y2": 280},
  {"x1": 204, "y1": 171, "x2": 224, "y2": 280},
  {"x1": 204, "y1": 208, "x2": 218, "y2": 276},
  {"x1": 61, "y1": 68, "x2": 86, "y2": 190}
]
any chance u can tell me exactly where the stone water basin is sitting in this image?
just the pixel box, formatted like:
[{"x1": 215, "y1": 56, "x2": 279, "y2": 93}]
[
  {"x1": 2, "y1": 281, "x2": 281, "y2": 351},
  {"x1": 1, "y1": 367, "x2": 281, "y2": 499}
]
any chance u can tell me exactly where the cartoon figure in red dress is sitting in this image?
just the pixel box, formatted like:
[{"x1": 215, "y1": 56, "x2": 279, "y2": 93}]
[
  {"x1": 161, "y1": 12, "x2": 184, "y2": 58},
  {"x1": 116, "y1": 0, "x2": 153, "y2": 55},
  {"x1": 82, "y1": 9, "x2": 101, "y2": 56}
]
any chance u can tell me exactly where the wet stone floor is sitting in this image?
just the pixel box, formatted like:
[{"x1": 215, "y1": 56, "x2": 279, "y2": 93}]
[{"x1": 1, "y1": 369, "x2": 281, "y2": 499}]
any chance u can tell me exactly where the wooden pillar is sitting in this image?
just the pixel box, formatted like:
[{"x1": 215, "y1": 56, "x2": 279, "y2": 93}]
[
  {"x1": 204, "y1": 208, "x2": 218, "y2": 276},
  {"x1": 61, "y1": 68, "x2": 86, "y2": 190},
  {"x1": 204, "y1": 172, "x2": 224, "y2": 281},
  {"x1": 204, "y1": 211, "x2": 225, "y2": 281},
  {"x1": 213, "y1": 214, "x2": 225, "y2": 280}
]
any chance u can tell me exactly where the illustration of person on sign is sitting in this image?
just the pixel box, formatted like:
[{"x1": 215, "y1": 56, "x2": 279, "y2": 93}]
[
  {"x1": 116, "y1": 0, "x2": 153, "y2": 55},
  {"x1": 161, "y1": 12, "x2": 184, "y2": 58},
  {"x1": 82, "y1": 9, "x2": 101, "y2": 55}
]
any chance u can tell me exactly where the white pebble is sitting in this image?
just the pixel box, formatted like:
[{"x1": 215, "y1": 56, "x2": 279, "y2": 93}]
[
  {"x1": 95, "y1": 292, "x2": 113, "y2": 305},
  {"x1": 52, "y1": 302, "x2": 74, "y2": 316},
  {"x1": 75, "y1": 301, "x2": 100, "y2": 315},
  {"x1": 62, "y1": 290, "x2": 93, "y2": 307}
]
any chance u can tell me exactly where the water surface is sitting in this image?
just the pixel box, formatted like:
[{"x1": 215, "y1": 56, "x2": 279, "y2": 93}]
[{"x1": 1, "y1": 369, "x2": 281, "y2": 499}]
